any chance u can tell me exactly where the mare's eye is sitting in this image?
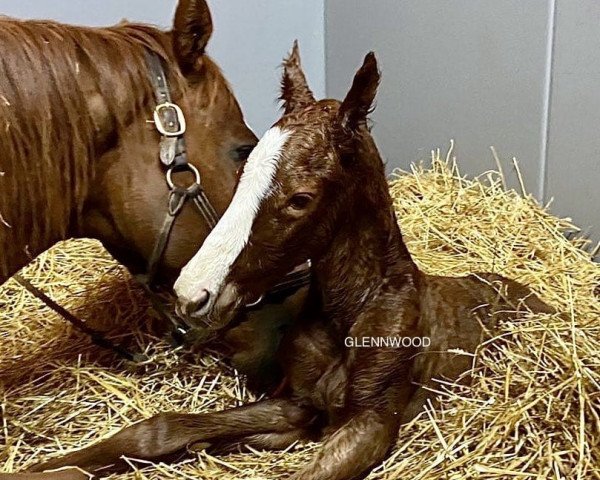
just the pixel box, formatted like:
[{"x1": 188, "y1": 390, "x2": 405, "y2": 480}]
[
  {"x1": 234, "y1": 145, "x2": 255, "y2": 162},
  {"x1": 288, "y1": 193, "x2": 314, "y2": 211}
]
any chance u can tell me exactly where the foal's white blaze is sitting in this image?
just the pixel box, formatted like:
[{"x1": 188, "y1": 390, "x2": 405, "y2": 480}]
[{"x1": 174, "y1": 126, "x2": 291, "y2": 303}]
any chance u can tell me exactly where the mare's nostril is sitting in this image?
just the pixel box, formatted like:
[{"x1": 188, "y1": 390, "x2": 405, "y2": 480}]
[{"x1": 180, "y1": 289, "x2": 210, "y2": 317}]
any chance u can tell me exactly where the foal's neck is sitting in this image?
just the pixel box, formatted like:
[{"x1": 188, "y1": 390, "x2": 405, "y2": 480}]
[{"x1": 313, "y1": 136, "x2": 417, "y2": 326}]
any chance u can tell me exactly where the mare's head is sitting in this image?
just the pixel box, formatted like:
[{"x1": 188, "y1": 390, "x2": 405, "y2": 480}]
[
  {"x1": 0, "y1": 0, "x2": 256, "y2": 284},
  {"x1": 174, "y1": 44, "x2": 383, "y2": 329},
  {"x1": 83, "y1": 0, "x2": 257, "y2": 283}
]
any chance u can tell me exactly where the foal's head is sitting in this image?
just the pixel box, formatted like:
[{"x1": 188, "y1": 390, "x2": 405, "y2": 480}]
[{"x1": 174, "y1": 44, "x2": 382, "y2": 328}]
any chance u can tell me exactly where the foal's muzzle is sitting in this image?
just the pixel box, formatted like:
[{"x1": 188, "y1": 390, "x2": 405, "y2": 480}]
[
  {"x1": 175, "y1": 282, "x2": 245, "y2": 333},
  {"x1": 176, "y1": 289, "x2": 211, "y2": 320}
]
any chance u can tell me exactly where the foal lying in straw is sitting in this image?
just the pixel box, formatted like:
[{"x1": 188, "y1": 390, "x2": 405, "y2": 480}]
[{"x1": 22, "y1": 46, "x2": 551, "y2": 480}]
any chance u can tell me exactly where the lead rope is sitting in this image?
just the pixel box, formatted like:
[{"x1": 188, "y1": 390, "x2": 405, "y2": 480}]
[{"x1": 13, "y1": 274, "x2": 146, "y2": 362}]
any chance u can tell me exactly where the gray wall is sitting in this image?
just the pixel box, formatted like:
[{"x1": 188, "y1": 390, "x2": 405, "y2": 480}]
[
  {"x1": 209, "y1": 0, "x2": 325, "y2": 134},
  {"x1": 326, "y1": 0, "x2": 598, "y2": 238},
  {"x1": 0, "y1": 0, "x2": 325, "y2": 136}
]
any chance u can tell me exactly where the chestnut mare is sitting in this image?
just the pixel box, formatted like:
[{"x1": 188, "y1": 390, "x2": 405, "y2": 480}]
[
  {"x1": 11, "y1": 47, "x2": 551, "y2": 480},
  {"x1": 0, "y1": 0, "x2": 256, "y2": 290}
]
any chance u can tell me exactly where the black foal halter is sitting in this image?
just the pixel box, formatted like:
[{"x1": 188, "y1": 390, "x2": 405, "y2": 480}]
[{"x1": 14, "y1": 52, "x2": 311, "y2": 362}]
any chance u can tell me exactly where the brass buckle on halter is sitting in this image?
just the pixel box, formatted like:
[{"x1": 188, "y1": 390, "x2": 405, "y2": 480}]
[{"x1": 154, "y1": 102, "x2": 187, "y2": 137}]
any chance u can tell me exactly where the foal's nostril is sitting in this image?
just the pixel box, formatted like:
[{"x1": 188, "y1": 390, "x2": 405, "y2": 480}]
[{"x1": 179, "y1": 289, "x2": 211, "y2": 318}]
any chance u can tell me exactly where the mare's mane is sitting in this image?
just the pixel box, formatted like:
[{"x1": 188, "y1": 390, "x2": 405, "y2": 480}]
[{"x1": 0, "y1": 16, "x2": 228, "y2": 279}]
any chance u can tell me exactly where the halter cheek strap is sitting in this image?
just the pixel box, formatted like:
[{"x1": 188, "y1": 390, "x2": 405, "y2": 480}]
[
  {"x1": 135, "y1": 52, "x2": 222, "y2": 343},
  {"x1": 141, "y1": 52, "x2": 219, "y2": 287}
]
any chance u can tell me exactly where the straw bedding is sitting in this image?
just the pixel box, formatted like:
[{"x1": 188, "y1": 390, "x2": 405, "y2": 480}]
[{"x1": 1, "y1": 149, "x2": 599, "y2": 479}]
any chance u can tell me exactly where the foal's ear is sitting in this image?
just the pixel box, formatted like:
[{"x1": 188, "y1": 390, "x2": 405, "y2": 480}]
[
  {"x1": 338, "y1": 52, "x2": 380, "y2": 130},
  {"x1": 280, "y1": 41, "x2": 316, "y2": 114},
  {"x1": 173, "y1": 0, "x2": 213, "y2": 75}
]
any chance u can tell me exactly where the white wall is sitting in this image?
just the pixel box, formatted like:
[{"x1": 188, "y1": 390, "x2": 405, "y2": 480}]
[
  {"x1": 0, "y1": 0, "x2": 326, "y2": 135},
  {"x1": 545, "y1": 1, "x2": 600, "y2": 240},
  {"x1": 326, "y1": 0, "x2": 551, "y2": 195}
]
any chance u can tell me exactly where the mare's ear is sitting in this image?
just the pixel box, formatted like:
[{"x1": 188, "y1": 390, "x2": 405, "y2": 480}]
[
  {"x1": 173, "y1": 0, "x2": 213, "y2": 75},
  {"x1": 280, "y1": 41, "x2": 316, "y2": 114},
  {"x1": 338, "y1": 52, "x2": 380, "y2": 130}
]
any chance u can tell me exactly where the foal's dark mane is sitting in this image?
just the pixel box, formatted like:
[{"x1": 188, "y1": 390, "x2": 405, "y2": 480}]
[{"x1": 0, "y1": 17, "x2": 232, "y2": 279}]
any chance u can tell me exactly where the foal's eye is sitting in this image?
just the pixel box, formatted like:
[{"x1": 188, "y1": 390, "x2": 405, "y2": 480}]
[
  {"x1": 288, "y1": 193, "x2": 314, "y2": 211},
  {"x1": 234, "y1": 145, "x2": 255, "y2": 162}
]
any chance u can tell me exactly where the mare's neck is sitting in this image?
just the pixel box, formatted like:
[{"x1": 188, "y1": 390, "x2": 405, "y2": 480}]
[{"x1": 313, "y1": 138, "x2": 417, "y2": 327}]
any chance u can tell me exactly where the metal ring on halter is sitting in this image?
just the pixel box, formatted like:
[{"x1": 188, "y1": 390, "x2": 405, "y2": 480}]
[
  {"x1": 245, "y1": 294, "x2": 264, "y2": 308},
  {"x1": 166, "y1": 163, "x2": 201, "y2": 191}
]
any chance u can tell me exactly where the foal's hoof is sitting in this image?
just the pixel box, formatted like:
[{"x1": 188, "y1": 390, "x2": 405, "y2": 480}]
[{"x1": 188, "y1": 441, "x2": 212, "y2": 452}]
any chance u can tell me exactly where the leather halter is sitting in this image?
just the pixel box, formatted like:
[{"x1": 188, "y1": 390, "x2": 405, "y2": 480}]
[
  {"x1": 130, "y1": 52, "x2": 222, "y2": 343},
  {"x1": 141, "y1": 52, "x2": 311, "y2": 345},
  {"x1": 142, "y1": 52, "x2": 219, "y2": 286}
]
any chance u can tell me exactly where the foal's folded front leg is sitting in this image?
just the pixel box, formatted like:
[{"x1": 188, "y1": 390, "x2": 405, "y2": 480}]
[
  {"x1": 29, "y1": 399, "x2": 315, "y2": 475},
  {"x1": 289, "y1": 409, "x2": 400, "y2": 480}
]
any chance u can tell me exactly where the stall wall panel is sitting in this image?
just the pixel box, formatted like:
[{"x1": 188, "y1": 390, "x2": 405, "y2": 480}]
[
  {"x1": 325, "y1": 0, "x2": 553, "y2": 196},
  {"x1": 545, "y1": 1, "x2": 600, "y2": 236},
  {"x1": 208, "y1": 0, "x2": 326, "y2": 134}
]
